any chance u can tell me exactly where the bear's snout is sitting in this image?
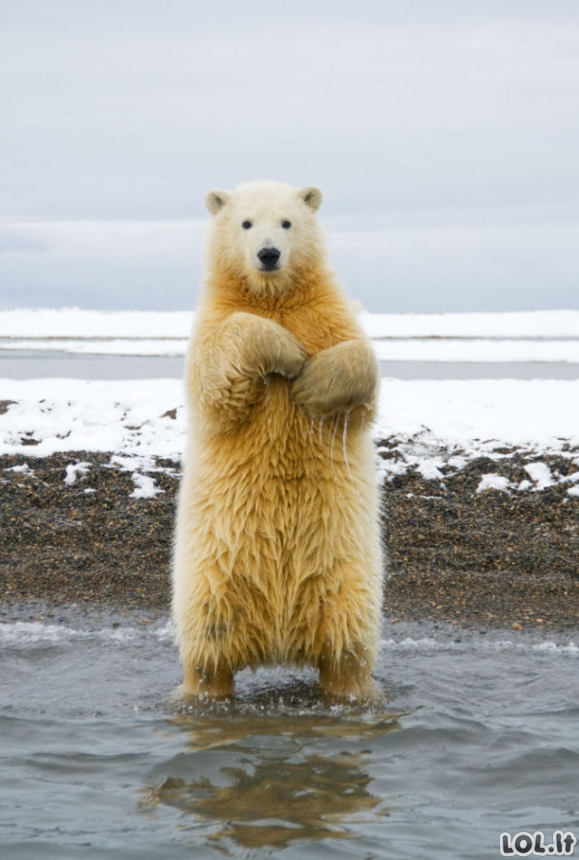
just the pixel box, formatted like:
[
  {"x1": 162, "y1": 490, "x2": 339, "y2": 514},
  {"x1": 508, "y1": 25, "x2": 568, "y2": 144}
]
[{"x1": 257, "y1": 247, "x2": 281, "y2": 271}]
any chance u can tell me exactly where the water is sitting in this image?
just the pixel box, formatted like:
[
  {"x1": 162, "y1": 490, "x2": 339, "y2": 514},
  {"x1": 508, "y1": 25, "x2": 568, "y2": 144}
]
[
  {"x1": 0, "y1": 351, "x2": 186, "y2": 380},
  {"x1": 1, "y1": 609, "x2": 578, "y2": 859},
  {"x1": 1, "y1": 350, "x2": 579, "y2": 380}
]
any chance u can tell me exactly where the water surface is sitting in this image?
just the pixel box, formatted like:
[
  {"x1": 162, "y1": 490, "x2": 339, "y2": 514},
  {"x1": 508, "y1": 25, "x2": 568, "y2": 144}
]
[
  {"x1": 1, "y1": 610, "x2": 577, "y2": 859},
  {"x1": 2, "y1": 350, "x2": 579, "y2": 380}
]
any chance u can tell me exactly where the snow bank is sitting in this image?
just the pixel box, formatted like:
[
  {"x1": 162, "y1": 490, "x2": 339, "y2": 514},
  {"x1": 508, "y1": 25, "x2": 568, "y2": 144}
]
[
  {"x1": 1, "y1": 378, "x2": 577, "y2": 464},
  {"x1": 2, "y1": 307, "x2": 579, "y2": 341},
  {"x1": 371, "y1": 339, "x2": 579, "y2": 363},
  {"x1": 0, "y1": 308, "x2": 193, "y2": 339},
  {"x1": 361, "y1": 310, "x2": 579, "y2": 339},
  {"x1": 375, "y1": 379, "x2": 579, "y2": 451},
  {"x1": 373, "y1": 379, "x2": 579, "y2": 495},
  {"x1": 1, "y1": 376, "x2": 577, "y2": 496},
  {"x1": 0, "y1": 378, "x2": 186, "y2": 460}
]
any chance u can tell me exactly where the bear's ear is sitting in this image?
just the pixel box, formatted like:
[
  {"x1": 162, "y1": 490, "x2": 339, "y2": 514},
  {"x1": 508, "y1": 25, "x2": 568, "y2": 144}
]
[
  {"x1": 298, "y1": 186, "x2": 323, "y2": 212},
  {"x1": 205, "y1": 190, "x2": 229, "y2": 215}
]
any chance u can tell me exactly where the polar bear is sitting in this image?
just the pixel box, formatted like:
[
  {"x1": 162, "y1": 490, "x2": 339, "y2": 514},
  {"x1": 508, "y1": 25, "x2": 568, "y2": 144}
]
[{"x1": 172, "y1": 180, "x2": 383, "y2": 701}]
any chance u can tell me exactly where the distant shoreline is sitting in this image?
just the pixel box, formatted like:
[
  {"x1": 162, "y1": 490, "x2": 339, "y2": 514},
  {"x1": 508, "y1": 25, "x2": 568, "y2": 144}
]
[{"x1": 2, "y1": 448, "x2": 578, "y2": 634}]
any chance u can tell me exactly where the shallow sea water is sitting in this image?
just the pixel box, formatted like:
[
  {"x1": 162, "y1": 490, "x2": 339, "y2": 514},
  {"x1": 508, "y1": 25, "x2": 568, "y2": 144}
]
[
  {"x1": 1, "y1": 611, "x2": 578, "y2": 860},
  {"x1": 2, "y1": 350, "x2": 579, "y2": 380}
]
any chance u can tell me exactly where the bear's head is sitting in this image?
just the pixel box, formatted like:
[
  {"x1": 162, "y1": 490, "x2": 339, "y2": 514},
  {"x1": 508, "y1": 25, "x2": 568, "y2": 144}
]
[{"x1": 204, "y1": 180, "x2": 325, "y2": 293}]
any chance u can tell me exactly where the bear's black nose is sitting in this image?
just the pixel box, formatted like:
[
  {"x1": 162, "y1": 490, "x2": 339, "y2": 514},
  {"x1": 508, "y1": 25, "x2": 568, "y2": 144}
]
[{"x1": 257, "y1": 247, "x2": 281, "y2": 269}]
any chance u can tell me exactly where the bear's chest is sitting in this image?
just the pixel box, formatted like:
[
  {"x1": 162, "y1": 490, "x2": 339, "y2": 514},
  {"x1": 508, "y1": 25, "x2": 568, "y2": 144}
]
[{"x1": 277, "y1": 305, "x2": 357, "y2": 356}]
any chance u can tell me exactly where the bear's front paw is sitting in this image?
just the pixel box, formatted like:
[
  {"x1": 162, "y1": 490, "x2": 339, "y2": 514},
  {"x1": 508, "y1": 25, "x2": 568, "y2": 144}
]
[
  {"x1": 226, "y1": 313, "x2": 307, "y2": 380},
  {"x1": 291, "y1": 341, "x2": 377, "y2": 418},
  {"x1": 269, "y1": 328, "x2": 308, "y2": 380}
]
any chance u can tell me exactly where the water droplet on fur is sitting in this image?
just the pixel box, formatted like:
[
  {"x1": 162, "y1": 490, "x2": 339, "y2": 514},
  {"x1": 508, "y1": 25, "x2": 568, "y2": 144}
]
[
  {"x1": 342, "y1": 410, "x2": 353, "y2": 480},
  {"x1": 329, "y1": 414, "x2": 340, "y2": 471}
]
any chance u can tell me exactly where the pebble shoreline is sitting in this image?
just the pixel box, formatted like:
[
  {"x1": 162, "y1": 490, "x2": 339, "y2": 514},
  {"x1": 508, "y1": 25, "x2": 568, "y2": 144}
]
[{"x1": 1, "y1": 447, "x2": 578, "y2": 634}]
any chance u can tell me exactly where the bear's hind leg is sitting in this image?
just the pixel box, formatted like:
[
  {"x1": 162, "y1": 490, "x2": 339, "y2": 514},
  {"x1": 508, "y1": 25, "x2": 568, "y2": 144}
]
[
  {"x1": 318, "y1": 648, "x2": 382, "y2": 704},
  {"x1": 181, "y1": 656, "x2": 235, "y2": 700}
]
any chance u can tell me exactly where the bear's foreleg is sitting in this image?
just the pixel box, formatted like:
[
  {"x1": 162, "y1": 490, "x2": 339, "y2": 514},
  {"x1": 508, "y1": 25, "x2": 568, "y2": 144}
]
[
  {"x1": 291, "y1": 339, "x2": 378, "y2": 419},
  {"x1": 190, "y1": 312, "x2": 306, "y2": 430}
]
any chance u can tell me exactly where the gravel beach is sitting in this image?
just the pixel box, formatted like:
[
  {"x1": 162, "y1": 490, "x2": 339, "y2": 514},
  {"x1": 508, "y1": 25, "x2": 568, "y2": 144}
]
[{"x1": 2, "y1": 445, "x2": 578, "y2": 633}]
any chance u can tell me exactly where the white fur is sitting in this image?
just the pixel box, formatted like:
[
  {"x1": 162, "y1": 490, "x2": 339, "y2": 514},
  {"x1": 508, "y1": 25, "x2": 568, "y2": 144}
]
[
  {"x1": 173, "y1": 180, "x2": 382, "y2": 701},
  {"x1": 205, "y1": 181, "x2": 325, "y2": 287}
]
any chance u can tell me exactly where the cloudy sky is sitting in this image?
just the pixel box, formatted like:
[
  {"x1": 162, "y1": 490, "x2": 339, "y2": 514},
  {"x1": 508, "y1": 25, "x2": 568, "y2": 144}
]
[{"x1": 1, "y1": 0, "x2": 578, "y2": 312}]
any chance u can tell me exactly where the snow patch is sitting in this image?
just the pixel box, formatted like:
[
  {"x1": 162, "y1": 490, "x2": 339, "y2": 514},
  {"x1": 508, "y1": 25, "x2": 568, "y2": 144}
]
[
  {"x1": 64, "y1": 461, "x2": 91, "y2": 485},
  {"x1": 563, "y1": 472, "x2": 579, "y2": 484},
  {"x1": 4, "y1": 463, "x2": 34, "y2": 475},
  {"x1": 477, "y1": 474, "x2": 512, "y2": 493},
  {"x1": 524, "y1": 462, "x2": 554, "y2": 490},
  {"x1": 417, "y1": 459, "x2": 445, "y2": 481},
  {"x1": 130, "y1": 472, "x2": 163, "y2": 499}
]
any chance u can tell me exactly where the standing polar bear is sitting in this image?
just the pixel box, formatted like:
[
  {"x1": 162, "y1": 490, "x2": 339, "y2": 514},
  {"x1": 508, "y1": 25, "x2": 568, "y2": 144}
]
[{"x1": 172, "y1": 180, "x2": 383, "y2": 701}]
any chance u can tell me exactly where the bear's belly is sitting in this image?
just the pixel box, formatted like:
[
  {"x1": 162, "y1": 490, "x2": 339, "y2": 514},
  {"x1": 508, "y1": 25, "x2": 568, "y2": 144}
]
[
  {"x1": 179, "y1": 378, "x2": 379, "y2": 666},
  {"x1": 189, "y1": 373, "x2": 372, "y2": 551},
  {"x1": 199, "y1": 374, "x2": 362, "y2": 482}
]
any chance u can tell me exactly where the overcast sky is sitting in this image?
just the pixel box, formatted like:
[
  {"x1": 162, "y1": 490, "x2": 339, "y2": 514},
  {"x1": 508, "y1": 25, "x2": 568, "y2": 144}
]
[{"x1": 1, "y1": 0, "x2": 578, "y2": 313}]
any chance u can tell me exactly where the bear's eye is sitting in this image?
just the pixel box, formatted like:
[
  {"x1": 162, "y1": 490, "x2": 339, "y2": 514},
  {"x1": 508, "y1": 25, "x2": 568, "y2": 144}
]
[
  {"x1": 281, "y1": 220, "x2": 292, "y2": 229},
  {"x1": 242, "y1": 220, "x2": 252, "y2": 230}
]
